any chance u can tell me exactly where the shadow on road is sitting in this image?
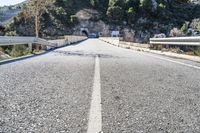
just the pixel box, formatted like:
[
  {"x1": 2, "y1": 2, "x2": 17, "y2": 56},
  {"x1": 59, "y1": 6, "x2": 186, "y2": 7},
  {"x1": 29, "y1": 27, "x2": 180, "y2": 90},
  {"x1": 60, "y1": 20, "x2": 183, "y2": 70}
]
[
  {"x1": 0, "y1": 40, "x2": 88, "y2": 66},
  {"x1": 0, "y1": 50, "x2": 52, "y2": 66},
  {"x1": 52, "y1": 50, "x2": 117, "y2": 59}
]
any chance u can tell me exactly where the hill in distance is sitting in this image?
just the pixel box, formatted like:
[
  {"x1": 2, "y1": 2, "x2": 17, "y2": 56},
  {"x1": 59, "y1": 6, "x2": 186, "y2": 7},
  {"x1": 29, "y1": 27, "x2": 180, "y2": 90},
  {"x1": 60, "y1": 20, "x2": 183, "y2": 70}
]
[{"x1": 1, "y1": 0, "x2": 200, "y2": 43}]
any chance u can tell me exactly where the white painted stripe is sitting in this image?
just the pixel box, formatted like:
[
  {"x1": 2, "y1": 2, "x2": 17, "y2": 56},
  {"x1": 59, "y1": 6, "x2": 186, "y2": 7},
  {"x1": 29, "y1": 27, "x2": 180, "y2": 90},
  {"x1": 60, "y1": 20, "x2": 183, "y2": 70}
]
[
  {"x1": 87, "y1": 56, "x2": 102, "y2": 133},
  {"x1": 147, "y1": 54, "x2": 200, "y2": 70}
]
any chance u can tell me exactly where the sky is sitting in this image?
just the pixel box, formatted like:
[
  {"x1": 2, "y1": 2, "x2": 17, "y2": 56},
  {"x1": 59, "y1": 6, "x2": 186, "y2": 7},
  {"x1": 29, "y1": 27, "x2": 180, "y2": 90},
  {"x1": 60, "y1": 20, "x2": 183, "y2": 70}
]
[{"x1": 0, "y1": 0, "x2": 25, "y2": 6}]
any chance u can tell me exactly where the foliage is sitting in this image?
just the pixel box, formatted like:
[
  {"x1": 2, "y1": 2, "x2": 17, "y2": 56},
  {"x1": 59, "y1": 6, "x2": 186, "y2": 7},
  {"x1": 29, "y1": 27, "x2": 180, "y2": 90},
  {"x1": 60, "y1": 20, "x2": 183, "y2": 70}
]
[
  {"x1": 127, "y1": 7, "x2": 136, "y2": 24},
  {"x1": 106, "y1": 6, "x2": 124, "y2": 23},
  {"x1": 6, "y1": 0, "x2": 198, "y2": 38},
  {"x1": 90, "y1": 0, "x2": 108, "y2": 13},
  {"x1": 159, "y1": 3, "x2": 166, "y2": 9},
  {"x1": 5, "y1": 31, "x2": 17, "y2": 36},
  {"x1": 140, "y1": 0, "x2": 152, "y2": 11},
  {"x1": 70, "y1": 15, "x2": 79, "y2": 24},
  {"x1": 180, "y1": 23, "x2": 187, "y2": 33},
  {"x1": 194, "y1": 47, "x2": 200, "y2": 57},
  {"x1": 197, "y1": 20, "x2": 200, "y2": 32},
  {"x1": 0, "y1": 45, "x2": 30, "y2": 58},
  {"x1": 25, "y1": 0, "x2": 55, "y2": 37},
  {"x1": 10, "y1": 45, "x2": 30, "y2": 57}
]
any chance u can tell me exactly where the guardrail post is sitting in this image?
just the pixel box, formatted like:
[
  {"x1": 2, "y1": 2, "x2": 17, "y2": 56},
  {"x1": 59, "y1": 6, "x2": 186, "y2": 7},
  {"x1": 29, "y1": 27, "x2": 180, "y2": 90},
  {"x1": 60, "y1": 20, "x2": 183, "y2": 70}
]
[{"x1": 28, "y1": 43, "x2": 32, "y2": 53}]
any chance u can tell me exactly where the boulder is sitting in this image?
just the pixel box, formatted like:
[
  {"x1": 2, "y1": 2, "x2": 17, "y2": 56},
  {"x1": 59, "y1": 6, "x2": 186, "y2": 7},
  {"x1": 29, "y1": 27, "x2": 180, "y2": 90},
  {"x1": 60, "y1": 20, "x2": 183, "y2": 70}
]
[
  {"x1": 153, "y1": 33, "x2": 166, "y2": 38},
  {"x1": 122, "y1": 28, "x2": 135, "y2": 42}
]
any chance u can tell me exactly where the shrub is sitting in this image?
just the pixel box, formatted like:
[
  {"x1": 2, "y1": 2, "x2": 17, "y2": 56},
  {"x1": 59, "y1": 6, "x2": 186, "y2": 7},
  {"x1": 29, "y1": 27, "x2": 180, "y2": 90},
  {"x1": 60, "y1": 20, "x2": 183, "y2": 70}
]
[
  {"x1": 10, "y1": 45, "x2": 29, "y2": 57},
  {"x1": 70, "y1": 15, "x2": 79, "y2": 24},
  {"x1": 180, "y1": 23, "x2": 187, "y2": 33},
  {"x1": 5, "y1": 31, "x2": 17, "y2": 36},
  {"x1": 169, "y1": 27, "x2": 183, "y2": 37},
  {"x1": 197, "y1": 20, "x2": 200, "y2": 32},
  {"x1": 127, "y1": 7, "x2": 136, "y2": 24},
  {"x1": 106, "y1": 6, "x2": 124, "y2": 23},
  {"x1": 159, "y1": 3, "x2": 166, "y2": 9},
  {"x1": 194, "y1": 47, "x2": 200, "y2": 56},
  {"x1": 140, "y1": 0, "x2": 152, "y2": 11},
  {"x1": 128, "y1": 7, "x2": 135, "y2": 14},
  {"x1": 0, "y1": 47, "x2": 3, "y2": 52}
]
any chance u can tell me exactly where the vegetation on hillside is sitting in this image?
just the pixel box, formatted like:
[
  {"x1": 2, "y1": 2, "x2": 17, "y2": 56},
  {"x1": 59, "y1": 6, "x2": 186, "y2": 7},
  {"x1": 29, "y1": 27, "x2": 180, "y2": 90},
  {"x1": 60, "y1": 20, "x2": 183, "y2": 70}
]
[
  {"x1": 1, "y1": 0, "x2": 199, "y2": 38},
  {"x1": 0, "y1": 0, "x2": 199, "y2": 38},
  {"x1": 0, "y1": 0, "x2": 200, "y2": 58}
]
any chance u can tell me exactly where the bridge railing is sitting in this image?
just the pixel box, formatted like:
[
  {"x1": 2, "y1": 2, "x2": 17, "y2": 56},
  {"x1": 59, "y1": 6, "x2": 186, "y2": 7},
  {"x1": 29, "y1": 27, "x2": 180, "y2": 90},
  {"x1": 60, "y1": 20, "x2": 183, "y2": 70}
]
[
  {"x1": 0, "y1": 36, "x2": 57, "y2": 47},
  {"x1": 150, "y1": 36, "x2": 200, "y2": 46},
  {"x1": 99, "y1": 37, "x2": 120, "y2": 46},
  {"x1": 99, "y1": 37, "x2": 150, "y2": 48},
  {"x1": 0, "y1": 35, "x2": 87, "y2": 49},
  {"x1": 64, "y1": 35, "x2": 88, "y2": 44}
]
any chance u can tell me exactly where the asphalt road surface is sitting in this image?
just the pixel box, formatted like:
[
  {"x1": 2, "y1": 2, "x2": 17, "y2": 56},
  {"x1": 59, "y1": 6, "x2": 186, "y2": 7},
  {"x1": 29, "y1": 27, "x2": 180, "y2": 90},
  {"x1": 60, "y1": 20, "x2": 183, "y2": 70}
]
[{"x1": 1, "y1": 39, "x2": 200, "y2": 133}]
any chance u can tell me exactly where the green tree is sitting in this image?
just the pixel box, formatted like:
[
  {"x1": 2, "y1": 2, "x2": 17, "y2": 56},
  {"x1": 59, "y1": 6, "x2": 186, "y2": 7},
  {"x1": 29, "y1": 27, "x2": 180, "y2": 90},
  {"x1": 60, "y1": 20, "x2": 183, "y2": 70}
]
[
  {"x1": 180, "y1": 23, "x2": 187, "y2": 33},
  {"x1": 26, "y1": 0, "x2": 54, "y2": 38},
  {"x1": 127, "y1": 7, "x2": 136, "y2": 24},
  {"x1": 125, "y1": 0, "x2": 140, "y2": 11},
  {"x1": 106, "y1": 6, "x2": 124, "y2": 23},
  {"x1": 197, "y1": 21, "x2": 200, "y2": 32},
  {"x1": 90, "y1": 0, "x2": 109, "y2": 13},
  {"x1": 140, "y1": 0, "x2": 152, "y2": 12}
]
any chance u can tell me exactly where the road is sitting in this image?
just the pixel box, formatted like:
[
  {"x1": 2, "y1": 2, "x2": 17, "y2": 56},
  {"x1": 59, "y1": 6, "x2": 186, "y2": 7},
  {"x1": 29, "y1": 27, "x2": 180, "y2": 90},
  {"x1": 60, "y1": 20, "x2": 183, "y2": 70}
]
[{"x1": 1, "y1": 39, "x2": 200, "y2": 133}]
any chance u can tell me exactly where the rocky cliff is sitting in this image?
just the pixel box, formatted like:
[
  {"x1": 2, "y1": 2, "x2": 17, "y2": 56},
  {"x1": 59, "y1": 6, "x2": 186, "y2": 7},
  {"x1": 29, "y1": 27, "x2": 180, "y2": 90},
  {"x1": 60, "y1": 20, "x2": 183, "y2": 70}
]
[
  {"x1": 1, "y1": 0, "x2": 200, "y2": 43},
  {"x1": 0, "y1": 3, "x2": 23, "y2": 25}
]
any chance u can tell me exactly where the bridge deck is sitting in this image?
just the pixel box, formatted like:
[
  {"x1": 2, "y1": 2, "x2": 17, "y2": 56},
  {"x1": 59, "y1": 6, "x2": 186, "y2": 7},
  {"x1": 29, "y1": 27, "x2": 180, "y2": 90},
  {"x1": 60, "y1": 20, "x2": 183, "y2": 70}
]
[{"x1": 0, "y1": 39, "x2": 200, "y2": 133}]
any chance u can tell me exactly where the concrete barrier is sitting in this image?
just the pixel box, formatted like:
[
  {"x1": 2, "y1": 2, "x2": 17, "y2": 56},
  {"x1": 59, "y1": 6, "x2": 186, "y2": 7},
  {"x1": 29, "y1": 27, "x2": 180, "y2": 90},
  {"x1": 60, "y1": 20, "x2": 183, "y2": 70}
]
[
  {"x1": 99, "y1": 37, "x2": 120, "y2": 46},
  {"x1": 99, "y1": 37, "x2": 150, "y2": 49},
  {"x1": 64, "y1": 35, "x2": 87, "y2": 45},
  {"x1": 49, "y1": 36, "x2": 87, "y2": 48},
  {"x1": 100, "y1": 37, "x2": 200, "y2": 62}
]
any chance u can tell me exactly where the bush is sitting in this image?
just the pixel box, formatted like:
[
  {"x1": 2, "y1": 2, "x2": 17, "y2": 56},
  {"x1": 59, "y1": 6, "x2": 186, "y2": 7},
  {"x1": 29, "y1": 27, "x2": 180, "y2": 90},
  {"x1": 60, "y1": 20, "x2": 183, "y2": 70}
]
[
  {"x1": 197, "y1": 21, "x2": 200, "y2": 32},
  {"x1": 5, "y1": 31, "x2": 17, "y2": 36},
  {"x1": 127, "y1": 7, "x2": 136, "y2": 24},
  {"x1": 128, "y1": 7, "x2": 135, "y2": 14},
  {"x1": 169, "y1": 27, "x2": 183, "y2": 37},
  {"x1": 180, "y1": 23, "x2": 187, "y2": 33},
  {"x1": 70, "y1": 15, "x2": 79, "y2": 24},
  {"x1": 140, "y1": 0, "x2": 152, "y2": 11},
  {"x1": 0, "y1": 47, "x2": 3, "y2": 52},
  {"x1": 159, "y1": 3, "x2": 166, "y2": 9},
  {"x1": 194, "y1": 47, "x2": 200, "y2": 56},
  {"x1": 106, "y1": 6, "x2": 124, "y2": 23},
  {"x1": 10, "y1": 45, "x2": 29, "y2": 57}
]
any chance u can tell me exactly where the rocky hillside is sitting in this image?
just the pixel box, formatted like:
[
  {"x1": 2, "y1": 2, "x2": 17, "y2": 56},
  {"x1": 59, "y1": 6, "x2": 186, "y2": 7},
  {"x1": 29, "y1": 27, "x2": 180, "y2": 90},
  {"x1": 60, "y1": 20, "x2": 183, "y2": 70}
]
[
  {"x1": 0, "y1": 2, "x2": 24, "y2": 25},
  {"x1": 1, "y1": 0, "x2": 200, "y2": 43}
]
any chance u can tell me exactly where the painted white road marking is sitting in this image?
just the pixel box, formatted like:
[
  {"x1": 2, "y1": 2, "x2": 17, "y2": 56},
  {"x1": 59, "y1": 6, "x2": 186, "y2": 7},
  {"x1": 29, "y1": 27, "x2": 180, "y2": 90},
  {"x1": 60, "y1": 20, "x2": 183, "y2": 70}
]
[
  {"x1": 87, "y1": 56, "x2": 102, "y2": 133},
  {"x1": 147, "y1": 54, "x2": 200, "y2": 70}
]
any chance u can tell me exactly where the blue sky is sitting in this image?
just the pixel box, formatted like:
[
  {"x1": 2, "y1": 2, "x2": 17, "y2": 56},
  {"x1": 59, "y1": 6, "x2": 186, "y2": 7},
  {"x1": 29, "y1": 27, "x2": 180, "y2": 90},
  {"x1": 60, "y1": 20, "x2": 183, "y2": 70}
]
[{"x1": 0, "y1": 0, "x2": 25, "y2": 6}]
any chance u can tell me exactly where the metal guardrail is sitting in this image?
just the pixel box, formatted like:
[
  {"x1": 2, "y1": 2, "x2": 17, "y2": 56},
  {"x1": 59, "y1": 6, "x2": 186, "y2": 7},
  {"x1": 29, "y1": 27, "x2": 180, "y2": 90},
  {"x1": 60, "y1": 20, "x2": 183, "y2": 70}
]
[
  {"x1": 150, "y1": 36, "x2": 200, "y2": 46},
  {"x1": 0, "y1": 36, "x2": 57, "y2": 47}
]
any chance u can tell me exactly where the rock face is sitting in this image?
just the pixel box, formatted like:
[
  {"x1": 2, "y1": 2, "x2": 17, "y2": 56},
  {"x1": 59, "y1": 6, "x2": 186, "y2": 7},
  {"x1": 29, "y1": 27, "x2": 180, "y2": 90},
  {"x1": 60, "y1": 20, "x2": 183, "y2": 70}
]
[
  {"x1": 73, "y1": 9, "x2": 119, "y2": 37},
  {"x1": 73, "y1": 20, "x2": 111, "y2": 36},
  {"x1": 151, "y1": 0, "x2": 158, "y2": 11},
  {"x1": 153, "y1": 33, "x2": 166, "y2": 38},
  {"x1": 0, "y1": 51, "x2": 10, "y2": 60},
  {"x1": 0, "y1": 3, "x2": 23, "y2": 24},
  {"x1": 122, "y1": 28, "x2": 135, "y2": 42}
]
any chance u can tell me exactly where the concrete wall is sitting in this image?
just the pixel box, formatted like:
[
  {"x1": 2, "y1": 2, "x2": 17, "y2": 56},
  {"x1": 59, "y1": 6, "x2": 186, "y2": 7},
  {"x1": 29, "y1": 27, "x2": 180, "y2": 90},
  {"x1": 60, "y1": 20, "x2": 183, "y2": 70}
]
[
  {"x1": 49, "y1": 36, "x2": 87, "y2": 48},
  {"x1": 65, "y1": 36, "x2": 87, "y2": 45},
  {"x1": 99, "y1": 37, "x2": 150, "y2": 49}
]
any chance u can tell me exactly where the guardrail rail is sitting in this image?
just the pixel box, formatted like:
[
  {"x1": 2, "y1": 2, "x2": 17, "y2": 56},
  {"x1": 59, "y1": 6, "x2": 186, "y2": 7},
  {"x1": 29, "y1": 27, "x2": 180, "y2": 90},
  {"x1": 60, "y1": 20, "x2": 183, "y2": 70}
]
[
  {"x1": 0, "y1": 36, "x2": 57, "y2": 47},
  {"x1": 0, "y1": 36, "x2": 87, "y2": 51},
  {"x1": 150, "y1": 36, "x2": 200, "y2": 46}
]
